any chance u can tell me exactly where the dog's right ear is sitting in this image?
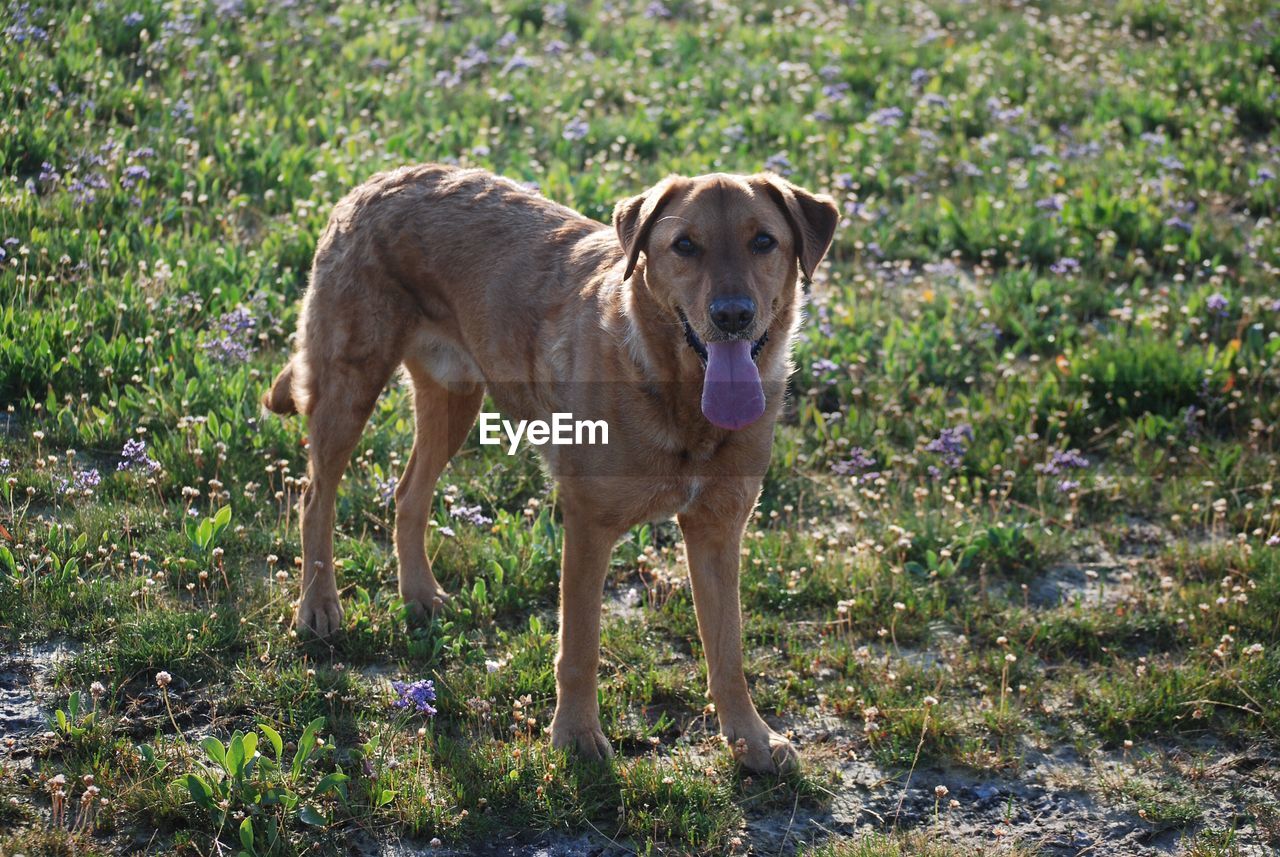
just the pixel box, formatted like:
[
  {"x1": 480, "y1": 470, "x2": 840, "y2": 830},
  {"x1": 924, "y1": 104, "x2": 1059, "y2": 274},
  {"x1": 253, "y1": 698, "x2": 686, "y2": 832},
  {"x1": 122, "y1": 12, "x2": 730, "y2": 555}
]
[{"x1": 613, "y1": 177, "x2": 683, "y2": 280}]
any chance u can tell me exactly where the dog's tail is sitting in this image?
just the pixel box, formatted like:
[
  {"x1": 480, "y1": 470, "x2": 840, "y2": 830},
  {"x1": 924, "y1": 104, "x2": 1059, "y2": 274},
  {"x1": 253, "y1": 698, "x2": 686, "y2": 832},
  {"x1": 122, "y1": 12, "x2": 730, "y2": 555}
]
[
  {"x1": 264, "y1": 346, "x2": 320, "y2": 417},
  {"x1": 263, "y1": 359, "x2": 300, "y2": 415}
]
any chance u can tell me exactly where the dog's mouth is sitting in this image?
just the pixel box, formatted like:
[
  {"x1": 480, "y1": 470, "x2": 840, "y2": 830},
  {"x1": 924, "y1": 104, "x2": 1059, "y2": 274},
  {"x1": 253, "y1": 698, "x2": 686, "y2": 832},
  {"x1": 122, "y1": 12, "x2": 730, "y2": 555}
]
[
  {"x1": 677, "y1": 310, "x2": 769, "y2": 365},
  {"x1": 677, "y1": 309, "x2": 768, "y2": 432}
]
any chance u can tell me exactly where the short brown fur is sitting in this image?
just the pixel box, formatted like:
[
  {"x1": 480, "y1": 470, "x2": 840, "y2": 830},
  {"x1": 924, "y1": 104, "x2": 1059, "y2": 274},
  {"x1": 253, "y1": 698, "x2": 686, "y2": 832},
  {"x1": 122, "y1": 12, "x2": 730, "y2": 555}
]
[{"x1": 264, "y1": 164, "x2": 837, "y2": 773}]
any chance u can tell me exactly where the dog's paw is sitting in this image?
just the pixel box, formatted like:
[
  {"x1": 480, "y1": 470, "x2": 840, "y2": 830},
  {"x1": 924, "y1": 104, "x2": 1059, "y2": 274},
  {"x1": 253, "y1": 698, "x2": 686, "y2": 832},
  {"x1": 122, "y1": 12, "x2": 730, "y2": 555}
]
[
  {"x1": 295, "y1": 594, "x2": 344, "y2": 638},
  {"x1": 728, "y1": 726, "x2": 801, "y2": 776},
  {"x1": 401, "y1": 585, "x2": 450, "y2": 623},
  {"x1": 550, "y1": 720, "x2": 614, "y2": 763}
]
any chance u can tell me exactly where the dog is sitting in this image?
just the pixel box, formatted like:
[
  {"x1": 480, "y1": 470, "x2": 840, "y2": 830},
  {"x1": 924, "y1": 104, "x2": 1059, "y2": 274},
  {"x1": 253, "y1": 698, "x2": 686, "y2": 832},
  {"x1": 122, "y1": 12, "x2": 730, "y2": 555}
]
[{"x1": 263, "y1": 164, "x2": 837, "y2": 773}]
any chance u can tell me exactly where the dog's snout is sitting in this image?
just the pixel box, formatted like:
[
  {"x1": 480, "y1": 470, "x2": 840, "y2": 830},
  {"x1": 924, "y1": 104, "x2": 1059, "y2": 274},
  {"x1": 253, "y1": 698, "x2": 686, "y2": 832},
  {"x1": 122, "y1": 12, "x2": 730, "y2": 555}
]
[{"x1": 709, "y1": 296, "x2": 756, "y2": 335}]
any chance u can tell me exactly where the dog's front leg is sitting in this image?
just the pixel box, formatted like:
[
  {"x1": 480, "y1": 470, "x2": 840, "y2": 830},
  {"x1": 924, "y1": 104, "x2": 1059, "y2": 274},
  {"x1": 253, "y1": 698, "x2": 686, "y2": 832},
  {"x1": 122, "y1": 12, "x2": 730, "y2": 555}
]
[
  {"x1": 549, "y1": 508, "x2": 618, "y2": 762},
  {"x1": 679, "y1": 487, "x2": 800, "y2": 775}
]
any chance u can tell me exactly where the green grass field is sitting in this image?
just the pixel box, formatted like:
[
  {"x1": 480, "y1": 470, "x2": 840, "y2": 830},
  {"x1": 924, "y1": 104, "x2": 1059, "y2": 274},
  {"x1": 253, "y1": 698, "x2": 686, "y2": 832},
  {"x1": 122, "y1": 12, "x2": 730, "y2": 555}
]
[{"x1": 2, "y1": 0, "x2": 1279, "y2": 854}]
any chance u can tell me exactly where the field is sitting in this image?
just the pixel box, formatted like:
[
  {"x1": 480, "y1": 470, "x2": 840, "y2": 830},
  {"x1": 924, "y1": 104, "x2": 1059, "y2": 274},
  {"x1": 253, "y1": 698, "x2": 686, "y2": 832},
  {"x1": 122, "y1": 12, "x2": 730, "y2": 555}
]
[{"x1": 2, "y1": 0, "x2": 1280, "y2": 853}]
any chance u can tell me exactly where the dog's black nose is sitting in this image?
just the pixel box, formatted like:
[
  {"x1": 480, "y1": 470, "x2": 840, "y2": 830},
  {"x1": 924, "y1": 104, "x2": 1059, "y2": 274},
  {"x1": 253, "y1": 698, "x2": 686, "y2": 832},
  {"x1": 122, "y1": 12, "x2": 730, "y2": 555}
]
[{"x1": 709, "y1": 296, "x2": 756, "y2": 335}]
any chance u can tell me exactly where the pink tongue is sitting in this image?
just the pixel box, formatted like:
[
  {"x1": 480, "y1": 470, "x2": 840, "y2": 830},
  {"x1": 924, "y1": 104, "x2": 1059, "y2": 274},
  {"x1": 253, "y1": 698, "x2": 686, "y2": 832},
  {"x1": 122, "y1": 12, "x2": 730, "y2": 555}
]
[{"x1": 701, "y1": 340, "x2": 765, "y2": 430}]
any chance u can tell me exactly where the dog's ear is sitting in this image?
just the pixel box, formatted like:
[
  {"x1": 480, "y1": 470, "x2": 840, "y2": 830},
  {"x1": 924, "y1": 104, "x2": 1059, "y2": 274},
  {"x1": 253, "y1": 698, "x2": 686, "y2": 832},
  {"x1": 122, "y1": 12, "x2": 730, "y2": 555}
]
[
  {"x1": 613, "y1": 177, "x2": 683, "y2": 281},
  {"x1": 755, "y1": 175, "x2": 839, "y2": 281}
]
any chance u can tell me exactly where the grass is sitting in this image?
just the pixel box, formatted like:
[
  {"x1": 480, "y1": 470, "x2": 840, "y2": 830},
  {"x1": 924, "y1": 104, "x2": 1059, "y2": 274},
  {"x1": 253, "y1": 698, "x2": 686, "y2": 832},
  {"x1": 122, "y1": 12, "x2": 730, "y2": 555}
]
[{"x1": 2, "y1": 0, "x2": 1279, "y2": 853}]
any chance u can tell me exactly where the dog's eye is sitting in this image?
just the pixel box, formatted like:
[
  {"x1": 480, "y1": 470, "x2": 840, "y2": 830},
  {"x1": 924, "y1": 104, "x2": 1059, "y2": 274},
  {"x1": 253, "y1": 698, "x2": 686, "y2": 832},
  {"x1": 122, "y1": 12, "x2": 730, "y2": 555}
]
[
  {"x1": 751, "y1": 233, "x2": 777, "y2": 253},
  {"x1": 673, "y1": 236, "x2": 698, "y2": 256}
]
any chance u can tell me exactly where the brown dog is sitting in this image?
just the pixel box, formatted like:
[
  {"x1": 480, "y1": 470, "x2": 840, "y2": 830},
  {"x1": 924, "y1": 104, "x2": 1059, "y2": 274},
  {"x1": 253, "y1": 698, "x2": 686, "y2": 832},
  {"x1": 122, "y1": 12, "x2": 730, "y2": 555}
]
[{"x1": 264, "y1": 164, "x2": 837, "y2": 773}]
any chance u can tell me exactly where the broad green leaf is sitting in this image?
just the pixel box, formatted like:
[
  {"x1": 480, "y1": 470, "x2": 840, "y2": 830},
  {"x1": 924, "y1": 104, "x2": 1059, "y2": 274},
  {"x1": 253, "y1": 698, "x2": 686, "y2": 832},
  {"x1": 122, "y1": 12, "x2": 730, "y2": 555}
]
[
  {"x1": 182, "y1": 774, "x2": 214, "y2": 809},
  {"x1": 201, "y1": 735, "x2": 227, "y2": 767},
  {"x1": 292, "y1": 717, "x2": 324, "y2": 780},
  {"x1": 258, "y1": 722, "x2": 283, "y2": 761},
  {"x1": 315, "y1": 771, "x2": 348, "y2": 796},
  {"x1": 297, "y1": 804, "x2": 326, "y2": 826},
  {"x1": 228, "y1": 732, "x2": 246, "y2": 776},
  {"x1": 241, "y1": 731, "x2": 258, "y2": 766}
]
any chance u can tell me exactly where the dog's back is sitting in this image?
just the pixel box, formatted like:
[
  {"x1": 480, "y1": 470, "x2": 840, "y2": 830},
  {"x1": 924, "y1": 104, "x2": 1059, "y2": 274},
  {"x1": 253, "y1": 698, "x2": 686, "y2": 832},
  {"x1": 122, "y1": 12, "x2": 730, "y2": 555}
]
[{"x1": 263, "y1": 164, "x2": 611, "y2": 417}]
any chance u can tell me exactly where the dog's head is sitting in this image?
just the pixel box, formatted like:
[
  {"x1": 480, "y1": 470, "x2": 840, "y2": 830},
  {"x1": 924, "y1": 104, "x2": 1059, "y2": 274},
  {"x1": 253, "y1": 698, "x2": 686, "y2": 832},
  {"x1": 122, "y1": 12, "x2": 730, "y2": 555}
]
[{"x1": 614, "y1": 173, "x2": 838, "y2": 430}]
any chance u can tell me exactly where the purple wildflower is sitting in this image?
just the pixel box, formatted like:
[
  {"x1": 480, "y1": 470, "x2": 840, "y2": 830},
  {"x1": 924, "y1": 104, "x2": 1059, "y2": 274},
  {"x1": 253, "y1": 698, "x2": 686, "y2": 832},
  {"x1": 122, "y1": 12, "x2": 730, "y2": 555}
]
[
  {"x1": 1205, "y1": 293, "x2": 1229, "y2": 317},
  {"x1": 374, "y1": 475, "x2": 397, "y2": 504},
  {"x1": 867, "y1": 106, "x2": 904, "y2": 128},
  {"x1": 543, "y1": 2, "x2": 568, "y2": 26},
  {"x1": 215, "y1": 0, "x2": 245, "y2": 19},
  {"x1": 202, "y1": 307, "x2": 257, "y2": 363},
  {"x1": 0, "y1": 458, "x2": 9, "y2": 471},
  {"x1": 202, "y1": 337, "x2": 252, "y2": 363},
  {"x1": 764, "y1": 152, "x2": 793, "y2": 176},
  {"x1": 1050, "y1": 257, "x2": 1080, "y2": 275},
  {"x1": 1035, "y1": 195, "x2": 1064, "y2": 214},
  {"x1": 457, "y1": 44, "x2": 490, "y2": 75},
  {"x1": 220, "y1": 307, "x2": 255, "y2": 335},
  {"x1": 120, "y1": 165, "x2": 150, "y2": 189},
  {"x1": 123, "y1": 11, "x2": 144, "y2": 26},
  {"x1": 831, "y1": 447, "x2": 875, "y2": 476},
  {"x1": 502, "y1": 54, "x2": 532, "y2": 73},
  {"x1": 562, "y1": 118, "x2": 589, "y2": 141},
  {"x1": 1267, "y1": 535, "x2": 1280, "y2": 547},
  {"x1": 434, "y1": 69, "x2": 462, "y2": 88},
  {"x1": 450, "y1": 504, "x2": 493, "y2": 527},
  {"x1": 644, "y1": 0, "x2": 671, "y2": 18},
  {"x1": 1164, "y1": 216, "x2": 1193, "y2": 233},
  {"x1": 1036, "y1": 449, "x2": 1090, "y2": 476},
  {"x1": 810, "y1": 357, "x2": 839, "y2": 377},
  {"x1": 391, "y1": 679, "x2": 437, "y2": 715},
  {"x1": 844, "y1": 199, "x2": 870, "y2": 219},
  {"x1": 63, "y1": 468, "x2": 101, "y2": 495},
  {"x1": 5, "y1": 3, "x2": 49, "y2": 43},
  {"x1": 822, "y1": 81, "x2": 851, "y2": 100},
  {"x1": 1057, "y1": 480, "x2": 1080, "y2": 494},
  {"x1": 986, "y1": 98, "x2": 1025, "y2": 123},
  {"x1": 118, "y1": 438, "x2": 160, "y2": 473},
  {"x1": 925, "y1": 425, "x2": 972, "y2": 469},
  {"x1": 1251, "y1": 167, "x2": 1275, "y2": 187}
]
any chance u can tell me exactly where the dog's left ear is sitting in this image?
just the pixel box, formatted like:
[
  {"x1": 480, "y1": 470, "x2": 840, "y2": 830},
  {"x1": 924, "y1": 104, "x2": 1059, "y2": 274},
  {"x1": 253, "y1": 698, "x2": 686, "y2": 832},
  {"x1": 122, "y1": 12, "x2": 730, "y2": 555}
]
[
  {"x1": 755, "y1": 176, "x2": 839, "y2": 281},
  {"x1": 614, "y1": 177, "x2": 684, "y2": 281}
]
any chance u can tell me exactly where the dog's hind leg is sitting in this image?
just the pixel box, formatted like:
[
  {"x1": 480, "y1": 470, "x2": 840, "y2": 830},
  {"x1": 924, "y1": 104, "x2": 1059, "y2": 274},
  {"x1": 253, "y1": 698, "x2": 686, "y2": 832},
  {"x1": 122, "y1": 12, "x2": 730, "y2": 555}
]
[
  {"x1": 296, "y1": 361, "x2": 397, "y2": 637},
  {"x1": 394, "y1": 364, "x2": 484, "y2": 619}
]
